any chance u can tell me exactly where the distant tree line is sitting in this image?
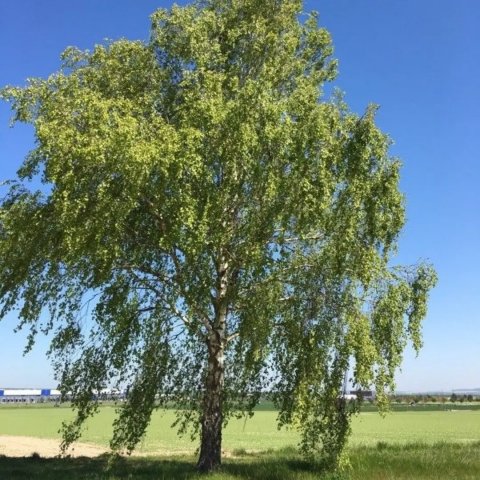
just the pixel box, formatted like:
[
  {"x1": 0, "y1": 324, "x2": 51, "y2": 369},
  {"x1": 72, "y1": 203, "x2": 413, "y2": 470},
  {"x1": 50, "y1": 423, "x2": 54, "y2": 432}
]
[{"x1": 390, "y1": 394, "x2": 478, "y2": 404}]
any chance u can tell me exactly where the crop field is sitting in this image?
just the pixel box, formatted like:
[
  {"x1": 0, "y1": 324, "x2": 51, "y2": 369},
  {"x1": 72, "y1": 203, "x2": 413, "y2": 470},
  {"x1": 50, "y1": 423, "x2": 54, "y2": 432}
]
[
  {"x1": 1, "y1": 404, "x2": 480, "y2": 452},
  {"x1": 0, "y1": 405, "x2": 479, "y2": 479}
]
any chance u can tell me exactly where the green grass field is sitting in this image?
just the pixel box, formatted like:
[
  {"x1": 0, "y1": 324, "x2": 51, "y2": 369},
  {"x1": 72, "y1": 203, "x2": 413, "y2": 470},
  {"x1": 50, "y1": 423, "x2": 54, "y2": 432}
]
[
  {"x1": 1, "y1": 405, "x2": 480, "y2": 478},
  {"x1": 1, "y1": 405, "x2": 479, "y2": 452}
]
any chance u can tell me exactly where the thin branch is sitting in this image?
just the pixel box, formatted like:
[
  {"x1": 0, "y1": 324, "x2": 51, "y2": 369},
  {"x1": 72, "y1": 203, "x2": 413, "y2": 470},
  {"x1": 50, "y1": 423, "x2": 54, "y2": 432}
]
[
  {"x1": 170, "y1": 247, "x2": 213, "y2": 335},
  {"x1": 226, "y1": 332, "x2": 240, "y2": 343}
]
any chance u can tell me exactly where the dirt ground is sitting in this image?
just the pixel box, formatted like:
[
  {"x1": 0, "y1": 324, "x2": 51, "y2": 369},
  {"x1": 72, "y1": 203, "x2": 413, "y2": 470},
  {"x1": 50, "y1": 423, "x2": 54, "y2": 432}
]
[{"x1": 0, "y1": 435, "x2": 108, "y2": 458}]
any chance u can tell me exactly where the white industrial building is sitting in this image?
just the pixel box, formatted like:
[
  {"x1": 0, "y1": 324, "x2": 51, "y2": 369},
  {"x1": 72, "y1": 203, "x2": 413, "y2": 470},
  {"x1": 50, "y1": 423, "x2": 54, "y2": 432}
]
[
  {"x1": 0, "y1": 388, "x2": 61, "y2": 403},
  {"x1": 0, "y1": 388, "x2": 125, "y2": 403}
]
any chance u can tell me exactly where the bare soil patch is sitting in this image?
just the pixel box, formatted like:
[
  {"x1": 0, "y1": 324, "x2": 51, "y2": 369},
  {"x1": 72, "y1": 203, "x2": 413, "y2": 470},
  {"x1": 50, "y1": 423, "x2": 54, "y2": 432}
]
[{"x1": 0, "y1": 435, "x2": 107, "y2": 458}]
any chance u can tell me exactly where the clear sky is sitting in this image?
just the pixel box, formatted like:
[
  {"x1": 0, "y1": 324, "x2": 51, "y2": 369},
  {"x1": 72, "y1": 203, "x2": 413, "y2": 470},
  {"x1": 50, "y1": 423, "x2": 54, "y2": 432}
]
[{"x1": 0, "y1": 0, "x2": 478, "y2": 392}]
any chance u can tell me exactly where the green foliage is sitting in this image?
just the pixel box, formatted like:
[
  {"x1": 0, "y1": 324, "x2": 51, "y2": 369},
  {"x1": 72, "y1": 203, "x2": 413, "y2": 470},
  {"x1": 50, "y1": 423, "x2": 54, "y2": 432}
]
[{"x1": 0, "y1": 0, "x2": 436, "y2": 469}]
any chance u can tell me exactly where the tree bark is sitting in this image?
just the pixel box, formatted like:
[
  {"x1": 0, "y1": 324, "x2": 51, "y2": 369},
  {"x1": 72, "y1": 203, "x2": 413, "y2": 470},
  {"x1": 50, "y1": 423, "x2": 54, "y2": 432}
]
[
  {"x1": 197, "y1": 337, "x2": 225, "y2": 472},
  {"x1": 197, "y1": 254, "x2": 229, "y2": 472}
]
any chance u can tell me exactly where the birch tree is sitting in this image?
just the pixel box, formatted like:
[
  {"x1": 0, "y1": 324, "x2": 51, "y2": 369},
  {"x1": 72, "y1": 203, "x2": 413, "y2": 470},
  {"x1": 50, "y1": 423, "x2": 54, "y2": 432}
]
[{"x1": 0, "y1": 0, "x2": 436, "y2": 471}]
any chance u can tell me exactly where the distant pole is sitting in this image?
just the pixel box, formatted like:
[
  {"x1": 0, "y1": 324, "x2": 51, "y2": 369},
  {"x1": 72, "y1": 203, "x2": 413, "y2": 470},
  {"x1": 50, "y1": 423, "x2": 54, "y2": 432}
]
[{"x1": 342, "y1": 369, "x2": 348, "y2": 396}]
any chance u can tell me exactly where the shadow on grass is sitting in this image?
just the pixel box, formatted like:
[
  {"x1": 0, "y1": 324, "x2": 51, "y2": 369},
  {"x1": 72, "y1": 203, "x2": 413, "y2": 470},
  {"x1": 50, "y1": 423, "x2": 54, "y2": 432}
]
[
  {"x1": 0, "y1": 455, "x2": 192, "y2": 480},
  {"x1": 4, "y1": 443, "x2": 480, "y2": 480},
  {"x1": 0, "y1": 450, "x2": 346, "y2": 480}
]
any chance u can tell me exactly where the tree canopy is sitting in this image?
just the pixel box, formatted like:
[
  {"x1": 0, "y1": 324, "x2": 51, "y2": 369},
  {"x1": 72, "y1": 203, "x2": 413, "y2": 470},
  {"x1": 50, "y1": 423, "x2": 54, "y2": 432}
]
[{"x1": 0, "y1": 0, "x2": 436, "y2": 471}]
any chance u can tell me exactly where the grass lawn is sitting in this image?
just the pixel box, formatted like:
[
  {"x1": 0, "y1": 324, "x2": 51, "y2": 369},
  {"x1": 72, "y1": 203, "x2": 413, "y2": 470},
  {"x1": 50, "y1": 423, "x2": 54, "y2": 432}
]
[
  {"x1": 1, "y1": 405, "x2": 480, "y2": 478},
  {"x1": 1, "y1": 443, "x2": 480, "y2": 479},
  {"x1": 0, "y1": 406, "x2": 479, "y2": 452}
]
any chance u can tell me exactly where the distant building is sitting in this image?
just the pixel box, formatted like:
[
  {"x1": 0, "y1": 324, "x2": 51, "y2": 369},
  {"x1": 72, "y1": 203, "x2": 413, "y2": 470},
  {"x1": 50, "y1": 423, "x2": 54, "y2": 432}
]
[
  {"x1": 0, "y1": 388, "x2": 61, "y2": 403},
  {"x1": 0, "y1": 388, "x2": 126, "y2": 403},
  {"x1": 350, "y1": 390, "x2": 375, "y2": 401}
]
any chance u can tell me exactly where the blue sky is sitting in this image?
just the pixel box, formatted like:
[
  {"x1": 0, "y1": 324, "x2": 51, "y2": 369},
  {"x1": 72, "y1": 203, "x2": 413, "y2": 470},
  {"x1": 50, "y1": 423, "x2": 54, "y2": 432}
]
[{"x1": 0, "y1": 0, "x2": 478, "y2": 392}]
